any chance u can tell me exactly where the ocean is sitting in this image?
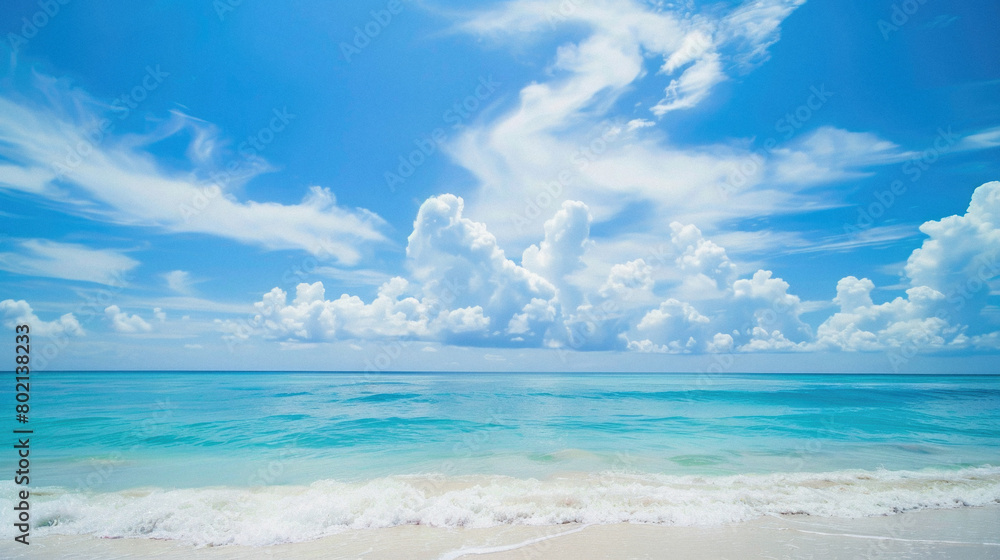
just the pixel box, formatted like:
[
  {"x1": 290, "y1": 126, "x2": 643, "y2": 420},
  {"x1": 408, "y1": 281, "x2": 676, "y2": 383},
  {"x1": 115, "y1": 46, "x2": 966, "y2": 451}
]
[{"x1": 2, "y1": 372, "x2": 999, "y2": 547}]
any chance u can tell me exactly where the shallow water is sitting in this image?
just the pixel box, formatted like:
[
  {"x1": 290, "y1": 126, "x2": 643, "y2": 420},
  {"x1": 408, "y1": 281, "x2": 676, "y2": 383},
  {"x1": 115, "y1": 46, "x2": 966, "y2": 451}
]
[{"x1": 4, "y1": 372, "x2": 998, "y2": 545}]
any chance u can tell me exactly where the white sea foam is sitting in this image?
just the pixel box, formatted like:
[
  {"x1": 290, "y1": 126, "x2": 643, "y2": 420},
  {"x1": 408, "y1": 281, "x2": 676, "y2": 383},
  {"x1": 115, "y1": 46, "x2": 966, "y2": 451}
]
[{"x1": 3, "y1": 466, "x2": 999, "y2": 547}]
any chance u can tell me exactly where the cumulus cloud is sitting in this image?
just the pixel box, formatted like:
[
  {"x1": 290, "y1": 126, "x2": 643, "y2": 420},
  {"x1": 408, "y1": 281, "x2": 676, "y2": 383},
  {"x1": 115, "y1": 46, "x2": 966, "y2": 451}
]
[
  {"x1": 105, "y1": 305, "x2": 153, "y2": 333},
  {"x1": 599, "y1": 259, "x2": 654, "y2": 301},
  {"x1": 632, "y1": 299, "x2": 710, "y2": 353},
  {"x1": 0, "y1": 299, "x2": 84, "y2": 337},
  {"x1": 247, "y1": 279, "x2": 433, "y2": 341},
  {"x1": 240, "y1": 277, "x2": 491, "y2": 345},
  {"x1": 813, "y1": 277, "x2": 963, "y2": 352},
  {"x1": 236, "y1": 195, "x2": 812, "y2": 355},
  {"x1": 232, "y1": 195, "x2": 559, "y2": 347},
  {"x1": 730, "y1": 270, "x2": 810, "y2": 342},
  {"x1": 628, "y1": 268, "x2": 809, "y2": 354},
  {"x1": 814, "y1": 182, "x2": 1000, "y2": 354},
  {"x1": 904, "y1": 181, "x2": 1000, "y2": 318},
  {"x1": 227, "y1": 183, "x2": 1000, "y2": 359},
  {"x1": 522, "y1": 200, "x2": 593, "y2": 311},
  {"x1": 406, "y1": 194, "x2": 557, "y2": 341},
  {"x1": 669, "y1": 222, "x2": 737, "y2": 298}
]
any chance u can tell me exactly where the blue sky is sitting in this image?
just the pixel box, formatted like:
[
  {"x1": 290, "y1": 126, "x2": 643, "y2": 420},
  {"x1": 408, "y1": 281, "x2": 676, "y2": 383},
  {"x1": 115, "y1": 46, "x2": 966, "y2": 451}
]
[{"x1": 1, "y1": 0, "x2": 999, "y2": 372}]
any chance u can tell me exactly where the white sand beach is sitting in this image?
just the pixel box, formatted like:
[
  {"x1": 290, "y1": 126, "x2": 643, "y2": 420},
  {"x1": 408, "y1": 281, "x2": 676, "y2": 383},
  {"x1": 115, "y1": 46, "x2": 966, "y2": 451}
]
[{"x1": 5, "y1": 505, "x2": 997, "y2": 560}]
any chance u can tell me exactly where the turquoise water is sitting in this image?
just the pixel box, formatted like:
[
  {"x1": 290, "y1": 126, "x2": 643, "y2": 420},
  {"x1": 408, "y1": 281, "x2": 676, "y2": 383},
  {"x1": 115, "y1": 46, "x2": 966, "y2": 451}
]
[
  {"x1": 24, "y1": 372, "x2": 1000, "y2": 486},
  {"x1": 4, "y1": 372, "x2": 1000, "y2": 545}
]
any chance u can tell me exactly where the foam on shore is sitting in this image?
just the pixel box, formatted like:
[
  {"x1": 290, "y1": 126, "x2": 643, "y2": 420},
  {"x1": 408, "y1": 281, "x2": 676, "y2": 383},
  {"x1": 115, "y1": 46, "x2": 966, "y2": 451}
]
[{"x1": 2, "y1": 465, "x2": 998, "y2": 547}]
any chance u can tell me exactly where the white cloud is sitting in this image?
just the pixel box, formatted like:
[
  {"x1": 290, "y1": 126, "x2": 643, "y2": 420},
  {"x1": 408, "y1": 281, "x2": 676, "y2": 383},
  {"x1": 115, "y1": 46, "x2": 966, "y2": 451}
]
[
  {"x1": 245, "y1": 279, "x2": 432, "y2": 341},
  {"x1": 971, "y1": 331, "x2": 1000, "y2": 350},
  {"x1": 813, "y1": 277, "x2": 962, "y2": 352},
  {"x1": 652, "y1": 53, "x2": 725, "y2": 116},
  {"x1": 707, "y1": 332, "x2": 735, "y2": 353},
  {"x1": 522, "y1": 200, "x2": 592, "y2": 311},
  {"x1": 626, "y1": 119, "x2": 655, "y2": 131},
  {"x1": 626, "y1": 339, "x2": 673, "y2": 353},
  {"x1": 234, "y1": 196, "x2": 562, "y2": 346},
  {"x1": 163, "y1": 270, "x2": 195, "y2": 294},
  {"x1": 957, "y1": 126, "x2": 1000, "y2": 150},
  {"x1": 634, "y1": 298, "x2": 710, "y2": 353},
  {"x1": 717, "y1": 0, "x2": 806, "y2": 71},
  {"x1": 223, "y1": 184, "x2": 1000, "y2": 359},
  {"x1": 406, "y1": 194, "x2": 558, "y2": 341},
  {"x1": 627, "y1": 268, "x2": 809, "y2": 353},
  {"x1": 739, "y1": 326, "x2": 803, "y2": 352},
  {"x1": 670, "y1": 222, "x2": 737, "y2": 297},
  {"x1": 0, "y1": 239, "x2": 138, "y2": 285},
  {"x1": 729, "y1": 269, "x2": 810, "y2": 343},
  {"x1": 0, "y1": 164, "x2": 56, "y2": 194},
  {"x1": 809, "y1": 183, "x2": 1000, "y2": 354},
  {"x1": 448, "y1": 0, "x2": 875, "y2": 268},
  {"x1": 237, "y1": 277, "x2": 491, "y2": 344},
  {"x1": 904, "y1": 181, "x2": 1000, "y2": 313},
  {"x1": 0, "y1": 299, "x2": 84, "y2": 337},
  {"x1": 599, "y1": 259, "x2": 654, "y2": 301},
  {"x1": 770, "y1": 127, "x2": 914, "y2": 185},
  {"x1": 239, "y1": 197, "x2": 814, "y2": 355},
  {"x1": 0, "y1": 78, "x2": 386, "y2": 265},
  {"x1": 105, "y1": 305, "x2": 153, "y2": 333}
]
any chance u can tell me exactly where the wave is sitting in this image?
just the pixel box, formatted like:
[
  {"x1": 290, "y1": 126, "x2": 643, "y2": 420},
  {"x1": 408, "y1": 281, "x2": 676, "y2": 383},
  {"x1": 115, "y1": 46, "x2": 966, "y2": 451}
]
[{"x1": 3, "y1": 465, "x2": 999, "y2": 547}]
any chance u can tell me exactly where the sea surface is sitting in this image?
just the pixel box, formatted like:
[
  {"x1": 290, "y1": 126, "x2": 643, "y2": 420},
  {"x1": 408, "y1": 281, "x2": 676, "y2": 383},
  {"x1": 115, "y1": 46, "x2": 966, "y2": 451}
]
[{"x1": 2, "y1": 372, "x2": 999, "y2": 546}]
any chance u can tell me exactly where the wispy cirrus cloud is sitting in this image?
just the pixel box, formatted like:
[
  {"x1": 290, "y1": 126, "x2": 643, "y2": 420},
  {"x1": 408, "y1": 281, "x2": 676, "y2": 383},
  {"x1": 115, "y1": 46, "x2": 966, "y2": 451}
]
[
  {"x1": 0, "y1": 239, "x2": 138, "y2": 285},
  {"x1": 0, "y1": 76, "x2": 387, "y2": 265},
  {"x1": 447, "y1": 0, "x2": 917, "y2": 262}
]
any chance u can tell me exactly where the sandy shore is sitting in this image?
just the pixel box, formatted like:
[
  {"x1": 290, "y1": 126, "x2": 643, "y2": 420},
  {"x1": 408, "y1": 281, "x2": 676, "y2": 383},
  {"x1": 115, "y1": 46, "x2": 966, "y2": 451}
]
[{"x1": 4, "y1": 506, "x2": 998, "y2": 559}]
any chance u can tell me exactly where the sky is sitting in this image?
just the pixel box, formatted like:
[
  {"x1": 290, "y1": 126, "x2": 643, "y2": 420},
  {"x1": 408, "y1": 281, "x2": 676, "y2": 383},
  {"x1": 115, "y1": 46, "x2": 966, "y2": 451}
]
[{"x1": 1, "y1": 0, "x2": 999, "y2": 373}]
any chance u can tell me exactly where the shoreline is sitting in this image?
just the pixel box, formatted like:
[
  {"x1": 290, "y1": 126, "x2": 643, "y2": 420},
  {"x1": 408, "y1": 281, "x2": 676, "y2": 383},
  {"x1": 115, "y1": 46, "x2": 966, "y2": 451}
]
[{"x1": 5, "y1": 505, "x2": 998, "y2": 559}]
